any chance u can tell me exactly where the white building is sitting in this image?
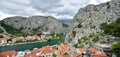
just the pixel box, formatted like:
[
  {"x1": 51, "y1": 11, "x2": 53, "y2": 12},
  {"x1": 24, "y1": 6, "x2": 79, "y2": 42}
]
[
  {"x1": 0, "y1": 38, "x2": 7, "y2": 44},
  {"x1": 41, "y1": 32, "x2": 51, "y2": 39}
]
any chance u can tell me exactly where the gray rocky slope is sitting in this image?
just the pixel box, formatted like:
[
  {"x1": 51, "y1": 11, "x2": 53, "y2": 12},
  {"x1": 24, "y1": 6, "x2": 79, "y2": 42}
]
[
  {"x1": 65, "y1": 0, "x2": 120, "y2": 44},
  {"x1": 0, "y1": 16, "x2": 64, "y2": 34}
]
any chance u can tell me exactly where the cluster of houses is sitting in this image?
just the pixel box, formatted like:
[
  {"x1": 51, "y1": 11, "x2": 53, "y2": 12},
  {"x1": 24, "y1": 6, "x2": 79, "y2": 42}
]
[
  {"x1": 0, "y1": 32, "x2": 52, "y2": 45},
  {"x1": 0, "y1": 34, "x2": 9, "y2": 45},
  {"x1": 0, "y1": 35, "x2": 41, "y2": 45},
  {"x1": 0, "y1": 43, "x2": 109, "y2": 57},
  {"x1": 0, "y1": 38, "x2": 7, "y2": 45},
  {"x1": 12, "y1": 35, "x2": 41, "y2": 42}
]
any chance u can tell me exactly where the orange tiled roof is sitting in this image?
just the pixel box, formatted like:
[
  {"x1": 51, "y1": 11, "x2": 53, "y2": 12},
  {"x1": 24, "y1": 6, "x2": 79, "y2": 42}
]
[
  {"x1": 41, "y1": 49, "x2": 52, "y2": 53},
  {"x1": 0, "y1": 38, "x2": 7, "y2": 40},
  {"x1": 40, "y1": 46, "x2": 50, "y2": 51},
  {"x1": 32, "y1": 35, "x2": 40, "y2": 39},
  {"x1": 42, "y1": 45, "x2": 51, "y2": 49},
  {"x1": 58, "y1": 43, "x2": 70, "y2": 52},
  {"x1": 32, "y1": 56, "x2": 43, "y2": 57},
  {"x1": 39, "y1": 45, "x2": 56, "y2": 53},
  {"x1": 0, "y1": 50, "x2": 17, "y2": 57},
  {"x1": 72, "y1": 54, "x2": 82, "y2": 57},
  {"x1": 78, "y1": 48, "x2": 85, "y2": 53},
  {"x1": 59, "y1": 45, "x2": 69, "y2": 52},
  {"x1": 93, "y1": 54, "x2": 108, "y2": 57},
  {"x1": 58, "y1": 54, "x2": 70, "y2": 57},
  {"x1": 88, "y1": 47, "x2": 99, "y2": 52},
  {"x1": 31, "y1": 49, "x2": 40, "y2": 54},
  {"x1": 24, "y1": 53, "x2": 31, "y2": 57}
]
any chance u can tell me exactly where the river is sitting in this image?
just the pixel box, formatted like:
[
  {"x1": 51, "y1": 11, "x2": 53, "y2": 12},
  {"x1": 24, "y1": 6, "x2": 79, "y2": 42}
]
[{"x1": 0, "y1": 38, "x2": 64, "y2": 52}]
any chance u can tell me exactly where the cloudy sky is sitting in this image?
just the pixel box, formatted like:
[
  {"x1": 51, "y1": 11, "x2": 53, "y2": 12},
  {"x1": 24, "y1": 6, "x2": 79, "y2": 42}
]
[{"x1": 0, "y1": 0, "x2": 111, "y2": 20}]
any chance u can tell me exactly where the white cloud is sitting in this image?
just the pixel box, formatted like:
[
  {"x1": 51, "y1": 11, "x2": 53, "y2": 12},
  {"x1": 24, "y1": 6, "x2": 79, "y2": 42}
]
[
  {"x1": 53, "y1": 0, "x2": 88, "y2": 12},
  {"x1": 0, "y1": 11, "x2": 16, "y2": 20},
  {"x1": 56, "y1": 15, "x2": 73, "y2": 19},
  {"x1": 23, "y1": 6, "x2": 46, "y2": 16},
  {"x1": 51, "y1": 13, "x2": 73, "y2": 19},
  {"x1": 0, "y1": 0, "x2": 111, "y2": 20},
  {"x1": 100, "y1": 0, "x2": 111, "y2": 3},
  {"x1": 50, "y1": 0, "x2": 89, "y2": 19},
  {"x1": 89, "y1": 0, "x2": 98, "y2": 5}
]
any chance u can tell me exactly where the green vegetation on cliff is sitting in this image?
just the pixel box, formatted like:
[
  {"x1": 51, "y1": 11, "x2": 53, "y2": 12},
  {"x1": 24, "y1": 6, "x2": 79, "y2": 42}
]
[
  {"x1": 100, "y1": 17, "x2": 120, "y2": 37},
  {"x1": 112, "y1": 42, "x2": 120, "y2": 57},
  {"x1": 0, "y1": 21, "x2": 23, "y2": 36},
  {"x1": 100, "y1": 17, "x2": 120, "y2": 57},
  {"x1": 0, "y1": 21, "x2": 42, "y2": 36}
]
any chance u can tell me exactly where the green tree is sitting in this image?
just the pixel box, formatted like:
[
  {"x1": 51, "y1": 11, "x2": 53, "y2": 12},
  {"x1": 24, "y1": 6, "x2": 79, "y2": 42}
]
[
  {"x1": 82, "y1": 36, "x2": 88, "y2": 40},
  {"x1": 112, "y1": 42, "x2": 120, "y2": 57},
  {"x1": 72, "y1": 31, "x2": 76, "y2": 37}
]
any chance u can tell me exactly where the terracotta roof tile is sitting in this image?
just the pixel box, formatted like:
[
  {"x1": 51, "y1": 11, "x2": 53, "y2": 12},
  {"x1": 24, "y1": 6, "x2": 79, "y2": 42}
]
[
  {"x1": 78, "y1": 48, "x2": 85, "y2": 53},
  {"x1": 31, "y1": 49, "x2": 40, "y2": 54},
  {"x1": 89, "y1": 47, "x2": 99, "y2": 52},
  {"x1": 59, "y1": 45, "x2": 69, "y2": 52},
  {"x1": 72, "y1": 54, "x2": 82, "y2": 57},
  {"x1": 32, "y1": 35, "x2": 40, "y2": 39},
  {"x1": 24, "y1": 53, "x2": 31, "y2": 57},
  {"x1": 0, "y1": 50, "x2": 17, "y2": 57},
  {"x1": 58, "y1": 54, "x2": 70, "y2": 57},
  {"x1": 93, "y1": 54, "x2": 108, "y2": 57},
  {"x1": 0, "y1": 38, "x2": 7, "y2": 40},
  {"x1": 39, "y1": 46, "x2": 56, "y2": 53}
]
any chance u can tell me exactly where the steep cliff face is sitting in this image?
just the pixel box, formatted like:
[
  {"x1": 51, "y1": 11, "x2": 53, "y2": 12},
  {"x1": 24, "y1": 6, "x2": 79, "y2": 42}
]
[
  {"x1": 0, "y1": 16, "x2": 64, "y2": 35},
  {"x1": 66, "y1": 0, "x2": 120, "y2": 45}
]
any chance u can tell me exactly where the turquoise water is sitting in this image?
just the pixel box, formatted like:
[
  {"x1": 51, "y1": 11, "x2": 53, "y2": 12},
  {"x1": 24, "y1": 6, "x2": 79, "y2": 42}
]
[{"x1": 0, "y1": 38, "x2": 64, "y2": 52}]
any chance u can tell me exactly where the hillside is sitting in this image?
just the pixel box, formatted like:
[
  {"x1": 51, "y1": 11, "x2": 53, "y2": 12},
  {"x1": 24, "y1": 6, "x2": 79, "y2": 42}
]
[{"x1": 0, "y1": 16, "x2": 64, "y2": 36}]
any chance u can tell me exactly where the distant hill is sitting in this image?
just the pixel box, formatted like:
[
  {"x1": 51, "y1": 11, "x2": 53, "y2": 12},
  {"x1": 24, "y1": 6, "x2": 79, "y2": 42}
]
[{"x1": 58, "y1": 19, "x2": 72, "y2": 25}]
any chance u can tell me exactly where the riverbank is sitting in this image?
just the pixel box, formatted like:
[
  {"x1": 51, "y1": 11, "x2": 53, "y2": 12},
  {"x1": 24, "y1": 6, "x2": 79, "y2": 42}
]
[
  {"x1": 0, "y1": 37, "x2": 61, "y2": 47},
  {"x1": 0, "y1": 40, "x2": 47, "y2": 47},
  {"x1": 0, "y1": 38, "x2": 64, "y2": 52}
]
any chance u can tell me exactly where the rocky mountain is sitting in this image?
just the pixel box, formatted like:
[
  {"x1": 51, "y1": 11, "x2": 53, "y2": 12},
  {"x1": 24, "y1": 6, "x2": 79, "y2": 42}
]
[
  {"x1": 65, "y1": 0, "x2": 120, "y2": 46},
  {"x1": 0, "y1": 16, "x2": 64, "y2": 35}
]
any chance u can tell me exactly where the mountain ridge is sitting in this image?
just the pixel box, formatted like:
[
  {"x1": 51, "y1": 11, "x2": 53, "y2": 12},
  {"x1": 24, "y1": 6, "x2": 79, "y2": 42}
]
[
  {"x1": 65, "y1": 0, "x2": 120, "y2": 46},
  {"x1": 0, "y1": 16, "x2": 65, "y2": 36}
]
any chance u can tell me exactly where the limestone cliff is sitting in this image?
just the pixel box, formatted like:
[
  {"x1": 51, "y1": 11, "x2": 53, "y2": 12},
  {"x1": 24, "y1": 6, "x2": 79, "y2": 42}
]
[
  {"x1": 0, "y1": 16, "x2": 64, "y2": 35},
  {"x1": 66, "y1": 0, "x2": 120, "y2": 45}
]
